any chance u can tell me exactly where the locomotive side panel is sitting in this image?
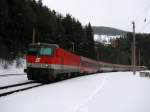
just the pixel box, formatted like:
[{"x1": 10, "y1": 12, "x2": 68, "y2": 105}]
[{"x1": 52, "y1": 48, "x2": 81, "y2": 74}]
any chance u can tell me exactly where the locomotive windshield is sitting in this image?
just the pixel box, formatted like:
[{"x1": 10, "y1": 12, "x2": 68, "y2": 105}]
[
  {"x1": 40, "y1": 48, "x2": 53, "y2": 55},
  {"x1": 28, "y1": 47, "x2": 53, "y2": 56}
]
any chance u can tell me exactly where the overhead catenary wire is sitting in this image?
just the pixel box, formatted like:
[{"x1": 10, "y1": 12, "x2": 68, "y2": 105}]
[
  {"x1": 134, "y1": 2, "x2": 150, "y2": 23},
  {"x1": 133, "y1": 2, "x2": 150, "y2": 33},
  {"x1": 138, "y1": 19, "x2": 150, "y2": 32}
]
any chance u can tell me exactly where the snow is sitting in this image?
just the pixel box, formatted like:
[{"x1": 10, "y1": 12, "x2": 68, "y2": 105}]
[
  {"x1": 0, "y1": 59, "x2": 27, "y2": 87},
  {"x1": 94, "y1": 34, "x2": 121, "y2": 44},
  {"x1": 0, "y1": 58, "x2": 25, "y2": 75},
  {"x1": 0, "y1": 67, "x2": 24, "y2": 75},
  {"x1": 0, "y1": 71, "x2": 150, "y2": 112},
  {"x1": 0, "y1": 75, "x2": 28, "y2": 87}
]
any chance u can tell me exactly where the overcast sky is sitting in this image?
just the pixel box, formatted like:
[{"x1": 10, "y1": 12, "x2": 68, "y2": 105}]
[{"x1": 42, "y1": 0, "x2": 150, "y2": 33}]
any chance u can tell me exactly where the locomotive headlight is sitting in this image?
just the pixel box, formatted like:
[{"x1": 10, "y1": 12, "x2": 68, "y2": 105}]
[
  {"x1": 45, "y1": 64, "x2": 48, "y2": 67},
  {"x1": 27, "y1": 63, "x2": 31, "y2": 67}
]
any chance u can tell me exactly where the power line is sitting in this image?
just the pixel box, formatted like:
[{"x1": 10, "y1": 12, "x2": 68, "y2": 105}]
[
  {"x1": 134, "y1": 3, "x2": 150, "y2": 23},
  {"x1": 133, "y1": 3, "x2": 150, "y2": 32},
  {"x1": 138, "y1": 19, "x2": 150, "y2": 32}
]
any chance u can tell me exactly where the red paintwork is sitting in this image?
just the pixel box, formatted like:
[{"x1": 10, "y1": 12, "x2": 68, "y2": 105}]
[
  {"x1": 54, "y1": 48, "x2": 80, "y2": 66},
  {"x1": 26, "y1": 47, "x2": 100, "y2": 73},
  {"x1": 26, "y1": 48, "x2": 80, "y2": 67},
  {"x1": 80, "y1": 56, "x2": 99, "y2": 73}
]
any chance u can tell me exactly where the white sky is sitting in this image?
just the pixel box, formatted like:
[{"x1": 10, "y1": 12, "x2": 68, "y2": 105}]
[{"x1": 42, "y1": 0, "x2": 150, "y2": 33}]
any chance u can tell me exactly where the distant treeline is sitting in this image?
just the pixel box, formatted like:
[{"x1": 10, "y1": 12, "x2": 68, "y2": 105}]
[
  {"x1": 0, "y1": 0, "x2": 96, "y2": 60},
  {"x1": 95, "y1": 33, "x2": 150, "y2": 69}
]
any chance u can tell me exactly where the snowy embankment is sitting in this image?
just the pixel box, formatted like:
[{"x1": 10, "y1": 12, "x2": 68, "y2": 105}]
[
  {"x1": 0, "y1": 71, "x2": 150, "y2": 112},
  {"x1": 0, "y1": 58, "x2": 25, "y2": 75},
  {"x1": 0, "y1": 58, "x2": 27, "y2": 87}
]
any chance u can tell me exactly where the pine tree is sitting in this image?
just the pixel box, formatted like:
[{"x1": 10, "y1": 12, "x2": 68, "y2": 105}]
[{"x1": 84, "y1": 23, "x2": 96, "y2": 59}]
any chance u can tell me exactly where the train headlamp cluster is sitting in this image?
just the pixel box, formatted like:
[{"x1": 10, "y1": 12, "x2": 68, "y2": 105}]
[{"x1": 45, "y1": 64, "x2": 49, "y2": 67}]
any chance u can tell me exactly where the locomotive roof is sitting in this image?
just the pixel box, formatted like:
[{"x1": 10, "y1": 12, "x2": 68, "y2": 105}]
[{"x1": 29, "y1": 43, "x2": 59, "y2": 48}]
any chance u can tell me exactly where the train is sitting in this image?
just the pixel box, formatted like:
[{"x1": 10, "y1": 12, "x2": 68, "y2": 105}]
[{"x1": 25, "y1": 43, "x2": 146, "y2": 81}]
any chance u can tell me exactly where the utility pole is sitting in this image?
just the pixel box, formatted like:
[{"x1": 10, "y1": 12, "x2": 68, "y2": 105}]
[
  {"x1": 32, "y1": 27, "x2": 35, "y2": 44},
  {"x1": 132, "y1": 21, "x2": 136, "y2": 75},
  {"x1": 139, "y1": 48, "x2": 141, "y2": 66},
  {"x1": 95, "y1": 46, "x2": 100, "y2": 61},
  {"x1": 71, "y1": 42, "x2": 75, "y2": 52}
]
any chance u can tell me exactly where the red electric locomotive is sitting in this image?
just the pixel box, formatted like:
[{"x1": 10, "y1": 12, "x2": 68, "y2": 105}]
[{"x1": 26, "y1": 43, "x2": 81, "y2": 81}]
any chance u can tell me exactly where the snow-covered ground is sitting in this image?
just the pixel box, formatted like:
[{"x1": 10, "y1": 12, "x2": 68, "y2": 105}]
[
  {"x1": 0, "y1": 69, "x2": 150, "y2": 112},
  {"x1": 0, "y1": 75, "x2": 28, "y2": 87},
  {"x1": 94, "y1": 34, "x2": 121, "y2": 44},
  {"x1": 0, "y1": 59, "x2": 27, "y2": 86},
  {"x1": 0, "y1": 58, "x2": 25, "y2": 75}
]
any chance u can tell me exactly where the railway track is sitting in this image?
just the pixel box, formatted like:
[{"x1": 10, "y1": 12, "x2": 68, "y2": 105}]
[
  {"x1": 0, "y1": 81, "x2": 36, "y2": 90},
  {"x1": 0, "y1": 81, "x2": 46, "y2": 97},
  {"x1": 0, "y1": 73, "x2": 26, "y2": 77}
]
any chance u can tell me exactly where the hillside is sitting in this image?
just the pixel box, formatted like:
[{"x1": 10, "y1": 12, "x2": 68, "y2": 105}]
[{"x1": 92, "y1": 26, "x2": 128, "y2": 36}]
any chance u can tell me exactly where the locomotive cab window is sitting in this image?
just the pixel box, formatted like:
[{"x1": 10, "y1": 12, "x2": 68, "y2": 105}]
[
  {"x1": 27, "y1": 47, "x2": 54, "y2": 56},
  {"x1": 40, "y1": 47, "x2": 53, "y2": 55},
  {"x1": 27, "y1": 48, "x2": 38, "y2": 55}
]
